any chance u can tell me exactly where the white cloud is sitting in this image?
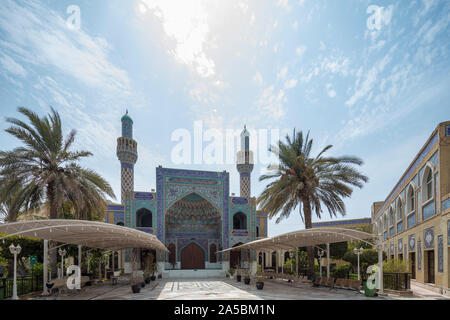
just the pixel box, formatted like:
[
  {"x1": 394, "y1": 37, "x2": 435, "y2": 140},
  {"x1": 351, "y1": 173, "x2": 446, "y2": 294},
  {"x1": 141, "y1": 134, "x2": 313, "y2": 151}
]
[
  {"x1": 325, "y1": 83, "x2": 336, "y2": 98},
  {"x1": 277, "y1": 67, "x2": 288, "y2": 79},
  {"x1": 140, "y1": 0, "x2": 215, "y2": 78},
  {"x1": 0, "y1": 0, "x2": 130, "y2": 92},
  {"x1": 319, "y1": 41, "x2": 326, "y2": 50},
  {"x1": 345, "y1": 54, "x2": 391, "y2": 107},
  {"x1": 284, "y1": 79, "x2": 298, "y2": 89},
  {"x1": 253, "y1": 72, "x2": 263, "y2": 86},
  {"x1": 295, "y1": 45, "x2": 307, "y2": 56},
  {"x1": 292, "y1": 21, "x2": 299, "y2": 30},
  {"x1": 276, "y1": 0, "x2": 292, "y2": 11},
  {"x1": 257, "y1": 86, "x2": 286, "y2": 119},
  {"x1": 0, "y1": 52, "x2": 27, "y2": 77}
]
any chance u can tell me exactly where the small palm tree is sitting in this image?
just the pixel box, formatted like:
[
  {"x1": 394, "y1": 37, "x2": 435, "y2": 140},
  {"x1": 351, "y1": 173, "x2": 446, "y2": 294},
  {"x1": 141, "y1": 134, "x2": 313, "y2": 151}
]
[{"x1": 258, "y1": 130, "x2": 368, "y2": 277}]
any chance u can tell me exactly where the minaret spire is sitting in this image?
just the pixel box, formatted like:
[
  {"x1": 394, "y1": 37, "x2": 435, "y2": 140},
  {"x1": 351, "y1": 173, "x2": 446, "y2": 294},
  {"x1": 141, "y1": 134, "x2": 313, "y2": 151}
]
[
  {"x1": 236, "y1": 125, "x2": 254, "y2": 198},
  {"x1": 117, "y1": 111, "x2": 138, "y2": 204}
]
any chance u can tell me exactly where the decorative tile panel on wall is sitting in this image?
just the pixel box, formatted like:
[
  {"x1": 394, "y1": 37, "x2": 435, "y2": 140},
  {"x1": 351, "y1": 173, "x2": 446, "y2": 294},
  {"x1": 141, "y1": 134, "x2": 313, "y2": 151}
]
[
  {"x1": 437, "y1": 235, "x2": 443, "y2": 273},
  {"x1": 408, "y1": 234, "x2": 415, "y2": 251},
  {"x1": 448, "y1": 220, "x2": 450, "y2": 245},
  {"x1": 424, "y1": 227, "x2": 434, "y2": 249},
  {"x1": 417, "y1": 240, "x2": 422, "y2": 271},
  {"x1": 442, "y1": 198, "x2": 450, "y2": 213}
]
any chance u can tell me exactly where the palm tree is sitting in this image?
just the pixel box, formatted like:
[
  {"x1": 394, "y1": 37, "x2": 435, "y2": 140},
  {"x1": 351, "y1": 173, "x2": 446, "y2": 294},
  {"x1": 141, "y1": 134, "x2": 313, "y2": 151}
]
[
  {"x1": 0, "y1": 106, "x2": 116, "y2": 275},
  {"x1": 0, "y1": 184, "x2": 32, "y2": 222},
  {"x1": 257, "y1": 130, "x2": 368, "y2": 277}
]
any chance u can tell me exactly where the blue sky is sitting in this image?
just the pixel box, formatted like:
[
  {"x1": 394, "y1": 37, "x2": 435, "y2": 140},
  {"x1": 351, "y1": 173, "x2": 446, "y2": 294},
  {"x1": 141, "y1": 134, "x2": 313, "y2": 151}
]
[{"x1": 0, "y1": 0, "x2": 449, "y2": 236}]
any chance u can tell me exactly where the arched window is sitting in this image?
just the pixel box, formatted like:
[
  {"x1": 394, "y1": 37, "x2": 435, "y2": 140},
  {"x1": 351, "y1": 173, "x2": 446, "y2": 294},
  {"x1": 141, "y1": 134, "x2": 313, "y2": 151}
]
[
  {"x1": 168, "y1": 243, "x2": 176, "y2": 265},
  {"x1": 396, "y1": 200, "x2": 402, "y2": 220},
  {"x1": 136, "y1": 208, "x2": 152, "y2": 227},
  {"x1": 424, "y1": 169, "x2": 433, "y2": 201},
  {"x1": 388, "y1": 208, "x2": 395, "y2": 237},
  {"x1": 408, "y1": 187, "x2": 415, "y2": 213},
  {"x1": 396, "y1": 200, "x2": 403, "y2": 233},
  {"x1": 233, "y1": 212, "x2": 247, "y2": 230},
  {"x1": 388, "y1": 208, "x2": 394, "y2": 227},
  {"x1": 256, "y1": 226, "x2": 260, "y2": 238},
  {"x1": 209, "y1": 244, "x2": 217, "y2": 263}
]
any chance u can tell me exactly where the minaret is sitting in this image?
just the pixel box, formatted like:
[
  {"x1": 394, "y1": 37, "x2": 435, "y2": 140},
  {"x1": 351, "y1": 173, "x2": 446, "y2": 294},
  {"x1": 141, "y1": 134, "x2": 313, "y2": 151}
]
[
  {"x1": 116, "y1": 110, "x2": 138, "y2": 204},
  {"x1": 236, "y1": 125, "x2": 254, "y2": 198}
]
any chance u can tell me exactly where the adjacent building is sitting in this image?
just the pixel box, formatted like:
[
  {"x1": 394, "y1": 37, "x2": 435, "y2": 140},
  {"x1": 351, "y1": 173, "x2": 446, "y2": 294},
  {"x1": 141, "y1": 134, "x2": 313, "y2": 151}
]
[{"x1": 371, "y1": 121, "x2": 450, "y2": 293}]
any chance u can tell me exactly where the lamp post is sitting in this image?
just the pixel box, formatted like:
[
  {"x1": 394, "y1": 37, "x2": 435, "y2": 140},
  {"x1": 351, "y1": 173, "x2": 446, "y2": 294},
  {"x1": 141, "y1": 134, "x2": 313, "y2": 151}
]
[
  {"x1": 58, "y1": 248, "x2": 67, "y2": 279},
  {"x1": 353, "y1": 247, "x2": 364, "y2": 280},
  {"x1": 289, "y1": 251, "x2": 294, "y2": 274},
  {"x1": 317, "y1": 249, "x2": 324, "y2": 278},
  {"x1": 9, "y1": 244, "x2": 22, "y2": 300},
  {"x1": 377, "y1": 233, "x2": 384, "y2": 294}
]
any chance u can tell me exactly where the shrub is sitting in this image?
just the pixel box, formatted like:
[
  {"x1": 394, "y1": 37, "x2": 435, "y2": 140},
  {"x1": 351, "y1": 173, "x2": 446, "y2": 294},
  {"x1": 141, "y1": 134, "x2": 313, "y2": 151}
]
[
  {"x1": 383, "y1": 259, "x2": 408, "y2": 273},
  {"x1": 333, "y1": 264, "x2": 351, "y2": 278},
  {"x1": 228, "y1": 268, "x2": 235, "y2": 276}
]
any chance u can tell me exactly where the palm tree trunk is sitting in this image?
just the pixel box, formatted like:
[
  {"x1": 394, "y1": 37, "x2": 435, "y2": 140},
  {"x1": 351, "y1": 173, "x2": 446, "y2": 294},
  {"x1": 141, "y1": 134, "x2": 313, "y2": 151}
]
[
  {"x1": 47, "y1": 181, "x2": 58, "y2": 219},
  {"x1": 47, "y1": 181, "x2": 58, "y2": 278},
  {"x1": 302, "y1": 199, "x2": 315, "y2": 279}
]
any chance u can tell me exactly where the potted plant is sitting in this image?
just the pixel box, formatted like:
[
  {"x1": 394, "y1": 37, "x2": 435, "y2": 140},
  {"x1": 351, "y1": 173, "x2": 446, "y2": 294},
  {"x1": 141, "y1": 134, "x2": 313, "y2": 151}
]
[
  {"x1": 236, "y1": 265, "x2": 241, "y2": 282},
  {"x1": 243, "y1": 269, "x2": 250, "y2": 285},
  {"x1": 255, "y1": 265, "x2": 265, "y2": 290},
  {"x1": 227, "y1": 268, "x2": 235, "y2": 280},
  {"x1": 144, "y1": 271, "x2": 151, "y2": 284}
]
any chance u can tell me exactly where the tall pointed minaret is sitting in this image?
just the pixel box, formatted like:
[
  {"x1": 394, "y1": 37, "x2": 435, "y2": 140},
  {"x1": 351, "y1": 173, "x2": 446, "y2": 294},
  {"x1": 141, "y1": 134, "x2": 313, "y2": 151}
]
[
  {"x1": 116, "y1": 110, "x2": 138, "y2": 204},
  {"x1": 236, "y1": 125, "x2": 254, "y2": 198}
]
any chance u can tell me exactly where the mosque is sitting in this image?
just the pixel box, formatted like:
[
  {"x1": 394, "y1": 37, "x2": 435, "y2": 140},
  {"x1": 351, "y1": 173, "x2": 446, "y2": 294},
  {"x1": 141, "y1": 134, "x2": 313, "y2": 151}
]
[{"x1": 104, "y1": 112, "x2": 268, "y2": 277}]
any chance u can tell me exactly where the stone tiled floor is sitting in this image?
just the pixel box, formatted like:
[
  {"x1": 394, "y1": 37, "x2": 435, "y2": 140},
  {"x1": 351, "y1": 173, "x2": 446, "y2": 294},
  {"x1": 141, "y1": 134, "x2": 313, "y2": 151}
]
[{"x1": 30, "y1": 277, "x2": 450, "y2": 300}]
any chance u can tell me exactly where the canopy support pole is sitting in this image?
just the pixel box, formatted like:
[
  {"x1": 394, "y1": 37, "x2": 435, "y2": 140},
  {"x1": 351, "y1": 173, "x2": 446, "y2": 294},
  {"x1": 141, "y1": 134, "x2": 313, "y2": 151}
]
[
  {"x1": 296, "y1": 248, "x2": 299, "y2": 276},
  {"x1": 42, "y1": 239, "x2": 49, "y2": 295},
  {"x1": 78, "y1": 245, "x2": 82, "y2": 273},
  {"x1": 326, "y1": 243, "x2": 330, "y2": 278}
]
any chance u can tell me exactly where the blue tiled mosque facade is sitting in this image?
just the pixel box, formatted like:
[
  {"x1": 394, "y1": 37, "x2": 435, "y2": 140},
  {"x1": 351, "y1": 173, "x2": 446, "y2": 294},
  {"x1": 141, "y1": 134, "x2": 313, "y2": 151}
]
[{"x1": 105, "y1": 112, "x2": 268, "y2": 273}]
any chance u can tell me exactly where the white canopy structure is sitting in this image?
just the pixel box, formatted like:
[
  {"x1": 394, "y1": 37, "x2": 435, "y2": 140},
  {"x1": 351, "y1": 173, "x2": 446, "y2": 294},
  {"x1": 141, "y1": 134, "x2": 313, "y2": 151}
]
[
  {"x1": 219, "y1": 227, "x2": 376, "y2": 253},
  {"x1": 0, "y1": 219, "x2": 168, "y2": 252}
]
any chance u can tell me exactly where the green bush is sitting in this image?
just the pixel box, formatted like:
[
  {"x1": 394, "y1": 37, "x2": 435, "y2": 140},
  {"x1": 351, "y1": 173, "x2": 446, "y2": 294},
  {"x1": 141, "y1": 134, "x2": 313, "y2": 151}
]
[
  {"x1": 228, "y1": 268, "x2": 235, "y2": 276},
  {"x1": 383, "y1": 259, "x2": 408, "y2": 273},
  {"x1": 333, "y1": 264, "x2": 351, "y2": 278}
]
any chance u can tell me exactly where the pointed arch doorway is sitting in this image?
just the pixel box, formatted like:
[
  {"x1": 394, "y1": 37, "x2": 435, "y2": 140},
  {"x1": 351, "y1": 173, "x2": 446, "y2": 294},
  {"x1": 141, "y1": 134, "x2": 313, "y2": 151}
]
[{"x1": 181, "y1": 242, "x2": 205, "y2": 270}]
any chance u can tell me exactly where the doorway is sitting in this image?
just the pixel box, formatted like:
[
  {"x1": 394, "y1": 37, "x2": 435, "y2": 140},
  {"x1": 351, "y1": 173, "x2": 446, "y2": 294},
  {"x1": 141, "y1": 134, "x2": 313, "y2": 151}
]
[
  {"x1": 425, "y1": 250, "x2": 435, "y2": 284},
  {"x1": 181, "y1": 243, "x2": 205, "y2": 270},
  {"x1": 409, "y1": 252, "x2": 416, "y2": 279}
]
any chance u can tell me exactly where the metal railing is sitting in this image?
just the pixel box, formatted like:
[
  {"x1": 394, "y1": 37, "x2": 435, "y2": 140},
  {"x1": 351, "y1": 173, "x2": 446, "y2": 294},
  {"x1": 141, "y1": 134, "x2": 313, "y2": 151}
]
[
  {"x1": 0, "y1": 275, "x2": 43, "y2": 299},
  {"x1": 383, "y1": 272, "x2": 411, "y2": 291}
]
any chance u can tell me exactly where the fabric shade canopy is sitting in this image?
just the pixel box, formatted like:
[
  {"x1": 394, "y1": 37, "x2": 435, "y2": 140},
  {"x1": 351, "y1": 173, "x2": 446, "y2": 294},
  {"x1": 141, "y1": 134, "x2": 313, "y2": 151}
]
[
  {"x1": 218, "y1": 227, "x2": 376, "y2": 252},
  {"x1": 0, "y1": 219, "x2": 168, "y2": 252}
]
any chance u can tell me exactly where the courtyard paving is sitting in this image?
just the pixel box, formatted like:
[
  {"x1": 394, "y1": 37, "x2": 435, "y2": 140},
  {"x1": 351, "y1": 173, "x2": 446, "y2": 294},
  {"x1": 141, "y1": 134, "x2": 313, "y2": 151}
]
[{"x1": 28, "y1": 277, "x2": 449, "y2": 300}]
